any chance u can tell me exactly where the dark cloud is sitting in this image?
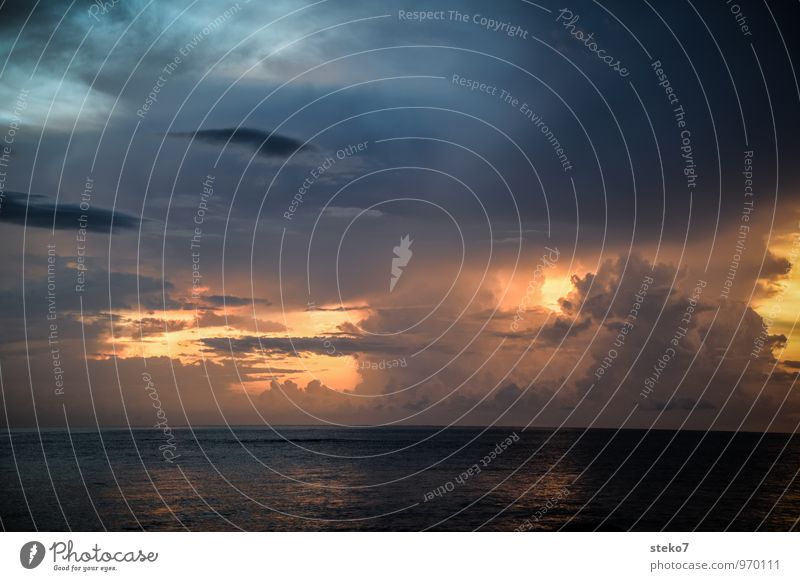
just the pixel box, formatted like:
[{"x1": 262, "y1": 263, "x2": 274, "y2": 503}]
[
  {"x1": 203, "y1": 294, "x2": 272, "y2": 307},
  {"x1": 335, "y1": 321, "x2": 363, "y2": 336},
  {"x1": 202, "y1": 334, "x2": 390, "y2": 357},
  {"x1": 123, "y1": 316, "x2": 193, "y2": 338},
  {"x1": 538, "y1": 316, "x2": 593, "y2": 344},
  {"x1": 168, "y1": 128, "x2": 314, "y2": 159},
  {"x1": 550, "y1": 253, "x2": 800, "y2": 431},
  {"x1": 498, "y1": 316, "x2": 593, "y2": 345},
  {"x1": 761, "y1": 251, "x2": 792, "y2": 279},
  {"x1": 559, "y1": 255, "x2": 678, "y2": 322},
  {"x1": 306, "y1": 305, "x2": 370, "y2": 312},
  {"x1": 0, "y1": 192, "x2": 139, "y2": 230}
]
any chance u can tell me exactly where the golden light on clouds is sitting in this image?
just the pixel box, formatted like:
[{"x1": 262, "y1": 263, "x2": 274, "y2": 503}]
[
  {"x1": 107, "y1": 302, "x2": 369, "y2": 392},
  {"x1": 755, "y1": 226, "x2": 800, "y2": 361}
]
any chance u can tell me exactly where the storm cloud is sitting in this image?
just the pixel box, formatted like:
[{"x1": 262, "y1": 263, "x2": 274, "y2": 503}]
[
  {"x1": 168, "y1": 128, "x2": 314, "y2": 159},
  {"x1": 0, "y1": 192, "x2": 140, "y2": 230}
]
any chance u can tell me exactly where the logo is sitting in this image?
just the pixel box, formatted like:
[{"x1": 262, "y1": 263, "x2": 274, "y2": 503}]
[
  {"x1": 389, "y1": 234, "x2": 413, "y2": 292},
  {"x1": 20, "y1": 541, "x2": 45, "y2": 569}
]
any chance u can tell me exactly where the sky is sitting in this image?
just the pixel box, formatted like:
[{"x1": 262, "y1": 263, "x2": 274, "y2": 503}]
[{"x1": 1, "y1": 0, "x2": 799, "y2": 432}]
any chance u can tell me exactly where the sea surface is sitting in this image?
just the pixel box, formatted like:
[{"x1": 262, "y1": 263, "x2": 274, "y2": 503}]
[{"x1": 1, "y1": 427, "x2": 798, "y2": 531}]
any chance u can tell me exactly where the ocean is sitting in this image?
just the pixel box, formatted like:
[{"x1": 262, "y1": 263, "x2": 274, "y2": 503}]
[{"x1": 1, "y1": 427, "x2": 798, "y2": 531}]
